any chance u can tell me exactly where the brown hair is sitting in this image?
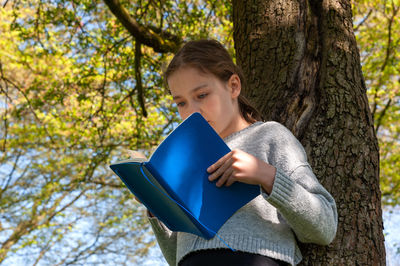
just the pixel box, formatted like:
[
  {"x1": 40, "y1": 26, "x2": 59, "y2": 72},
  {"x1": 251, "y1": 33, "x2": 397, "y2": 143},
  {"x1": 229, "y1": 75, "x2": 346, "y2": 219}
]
[{"x1": 164, "y1": 39, "x2": 263, "y2": 123}]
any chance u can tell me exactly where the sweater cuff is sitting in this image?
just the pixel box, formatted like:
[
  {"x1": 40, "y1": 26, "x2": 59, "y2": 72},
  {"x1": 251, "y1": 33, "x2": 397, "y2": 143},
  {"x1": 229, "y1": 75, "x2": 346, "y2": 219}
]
[
  {"x1": 148, "y1": 214, "x2": 170, "y2": 233},
  {"x1": 261, "y1": 167, "x2": 295, "y2": 208}
]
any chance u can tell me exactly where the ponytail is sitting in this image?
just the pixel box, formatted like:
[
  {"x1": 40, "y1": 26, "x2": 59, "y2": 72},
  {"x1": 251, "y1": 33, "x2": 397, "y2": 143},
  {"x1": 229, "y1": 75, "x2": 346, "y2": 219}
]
[{"x1": 238, "y1": 94, "x2": 263, "y2": 123}]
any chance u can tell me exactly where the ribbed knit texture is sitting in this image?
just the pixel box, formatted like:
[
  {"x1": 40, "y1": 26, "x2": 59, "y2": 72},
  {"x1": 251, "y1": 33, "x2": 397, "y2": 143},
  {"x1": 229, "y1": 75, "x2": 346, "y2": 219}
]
[{"x1": 149, "y1": 121, "x2": 338, "y2": 266}]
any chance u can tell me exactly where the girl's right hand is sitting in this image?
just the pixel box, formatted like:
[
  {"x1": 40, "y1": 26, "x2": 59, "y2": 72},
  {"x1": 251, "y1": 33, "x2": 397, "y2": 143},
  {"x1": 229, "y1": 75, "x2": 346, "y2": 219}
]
[{"x1": 207, "y1": 149, "x2": 276, "y2": 194}]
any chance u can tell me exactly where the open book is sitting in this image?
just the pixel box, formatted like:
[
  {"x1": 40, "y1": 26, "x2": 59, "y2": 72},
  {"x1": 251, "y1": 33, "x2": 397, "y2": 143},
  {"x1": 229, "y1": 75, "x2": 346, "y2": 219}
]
[{"x1": 110, "y1": 112, "x2": 259, "y2": 239}]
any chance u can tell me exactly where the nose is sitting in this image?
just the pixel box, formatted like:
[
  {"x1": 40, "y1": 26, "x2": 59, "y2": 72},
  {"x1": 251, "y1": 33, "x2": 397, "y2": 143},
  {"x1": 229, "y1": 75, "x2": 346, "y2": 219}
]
[
  {"x1": 189, "y1": 103, "x2": 201, "y2": 115},
  {"x1": 186, "y1": 102, "x2": 202, "y2": 117}
]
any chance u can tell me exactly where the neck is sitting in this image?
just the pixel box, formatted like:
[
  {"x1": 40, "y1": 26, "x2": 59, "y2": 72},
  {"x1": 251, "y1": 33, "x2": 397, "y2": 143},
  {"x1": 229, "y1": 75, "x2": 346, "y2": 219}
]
[{"x1": 219, "y1": 114, "x2": 251, "y2": 139}]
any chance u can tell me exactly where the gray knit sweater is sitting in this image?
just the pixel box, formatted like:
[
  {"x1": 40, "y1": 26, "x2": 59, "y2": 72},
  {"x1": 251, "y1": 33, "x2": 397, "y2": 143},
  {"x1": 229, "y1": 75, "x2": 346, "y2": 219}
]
[{"x1": 148, "y1": 121, "x2": 338, "y2": 265}]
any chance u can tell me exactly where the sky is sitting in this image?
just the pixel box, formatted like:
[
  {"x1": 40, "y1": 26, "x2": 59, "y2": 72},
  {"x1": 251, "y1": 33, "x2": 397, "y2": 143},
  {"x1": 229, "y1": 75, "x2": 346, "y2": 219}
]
[{"x1": 383, "y1": 206, "x2": 400, "y2": 266}]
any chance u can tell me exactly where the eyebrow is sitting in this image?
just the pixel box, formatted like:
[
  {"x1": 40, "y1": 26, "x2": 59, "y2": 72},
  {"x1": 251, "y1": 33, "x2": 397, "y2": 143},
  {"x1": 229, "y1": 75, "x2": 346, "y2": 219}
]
[{"x1": 172, "y1": 84, "x2": 208, "y2": 100}]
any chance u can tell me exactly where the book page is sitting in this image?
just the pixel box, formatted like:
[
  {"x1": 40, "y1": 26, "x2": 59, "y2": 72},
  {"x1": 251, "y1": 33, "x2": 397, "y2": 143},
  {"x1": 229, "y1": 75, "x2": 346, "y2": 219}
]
[
  {"x1": 127, "y1": 150, "x2": 147, "y2": 160},
  {"x1": 114, "y1": 150, "x2": 147, "y2": 164}
]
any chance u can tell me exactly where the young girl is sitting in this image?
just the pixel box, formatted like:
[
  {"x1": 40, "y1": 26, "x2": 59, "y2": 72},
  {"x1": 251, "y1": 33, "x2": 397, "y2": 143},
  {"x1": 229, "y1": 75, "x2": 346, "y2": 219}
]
[{"x1": 147, "y1": 39, "x2": 337, "y2": 266}]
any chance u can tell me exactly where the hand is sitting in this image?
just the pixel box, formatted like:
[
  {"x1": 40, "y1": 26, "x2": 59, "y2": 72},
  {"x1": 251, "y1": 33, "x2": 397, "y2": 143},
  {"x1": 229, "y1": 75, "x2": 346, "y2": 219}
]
[{"x1": 207, "y1": 149, "x2": 276, "y2": 194}]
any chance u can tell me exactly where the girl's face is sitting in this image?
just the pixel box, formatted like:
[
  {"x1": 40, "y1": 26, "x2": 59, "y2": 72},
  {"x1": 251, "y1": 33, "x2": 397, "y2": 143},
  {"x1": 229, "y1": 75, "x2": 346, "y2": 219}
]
[{"x1": 168, "y1": 67, "x2": 246, "y2": 138}]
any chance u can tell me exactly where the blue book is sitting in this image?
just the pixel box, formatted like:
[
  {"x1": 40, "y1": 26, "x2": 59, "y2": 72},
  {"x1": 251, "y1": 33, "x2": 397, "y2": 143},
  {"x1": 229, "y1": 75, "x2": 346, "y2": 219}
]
[{"x1": 110, "y1": 112, "x2": 260, "y2": 239}]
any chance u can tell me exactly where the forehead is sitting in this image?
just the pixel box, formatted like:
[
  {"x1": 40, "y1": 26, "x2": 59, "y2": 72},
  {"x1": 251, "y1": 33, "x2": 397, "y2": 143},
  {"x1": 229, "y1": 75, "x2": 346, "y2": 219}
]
[
  {"x1": 168, "y1": 67, "x2": 209, "y2": 82},
  {"x1": 168, "y1": 67, "x2": 213, "y2": 93}
]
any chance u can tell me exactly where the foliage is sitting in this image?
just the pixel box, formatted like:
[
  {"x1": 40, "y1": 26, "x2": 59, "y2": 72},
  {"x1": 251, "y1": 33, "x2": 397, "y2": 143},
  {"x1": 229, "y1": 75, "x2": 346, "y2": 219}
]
[
  {"x1": 0, "y1": 2, "x2": 167, "y2": 264},
  {"x1": 0, "y1": 0, "x2": 234, "y2": 264},
  {"x1": 353, "y1": 0, "x2": 400, "y2": 206}
]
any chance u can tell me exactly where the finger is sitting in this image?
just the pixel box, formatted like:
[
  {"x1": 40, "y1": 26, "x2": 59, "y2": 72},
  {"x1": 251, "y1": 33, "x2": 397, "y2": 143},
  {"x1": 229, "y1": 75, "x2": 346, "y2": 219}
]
[
  {"x1": 207, "y1": 152, "x2": 231, "y2": 174},
  {"x1": 216, "y1": 167, "x2": 234, "y2": 187},
  {"x1": 215, "y1": 163, "x2": 234, "y2": 186},
  {"x1": 209, "y1": 157, "x2": 233, "y2": 182},
  {"x1": 207, "y1": 151, "x2": 232, "y2": 173},
  {"x1": 225, "y1": 172, "x2": 237, "y2": 187}
]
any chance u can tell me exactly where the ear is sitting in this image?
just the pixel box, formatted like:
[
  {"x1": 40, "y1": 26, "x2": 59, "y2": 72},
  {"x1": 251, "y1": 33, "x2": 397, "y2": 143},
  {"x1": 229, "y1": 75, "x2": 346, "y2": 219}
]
[{"x1": 227, "y1": 74, "x2": 241, "y2": 99}]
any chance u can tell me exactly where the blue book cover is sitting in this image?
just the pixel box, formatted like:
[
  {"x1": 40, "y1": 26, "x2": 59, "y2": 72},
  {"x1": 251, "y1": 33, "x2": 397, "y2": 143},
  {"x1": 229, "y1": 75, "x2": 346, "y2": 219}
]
[{"x1": 110, "y1": 112, "x2": 260, "y2": 239}]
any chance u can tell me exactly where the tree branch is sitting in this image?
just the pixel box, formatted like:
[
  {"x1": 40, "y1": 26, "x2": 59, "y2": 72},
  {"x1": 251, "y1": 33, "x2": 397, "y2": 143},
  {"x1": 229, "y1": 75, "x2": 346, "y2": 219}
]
[
  {"x1": 102, "y1": 0, "x2": 181, "y2": 53},
  {"x1": 89, "y1": 180, "x2": 124, "y2": 188},
  {"x1": 375, "y1": 98, "x2": 392, "y2": 134},
  {"x1": 0, "y1": 64, "x2": 9, "y2": 153},
  {"x1": 0, "y1": 72, "x2": 56, "y2": 145},
  {"x1": 0, "y1": 150, "x2": 22, "y2": 193},
  {"x1": 354, "y1": 9, "x2": 373, "y2": 32},
  {"x1": 135, "y1": 41, "x2": 147, "y2": 117},
  {"x1": 372, "y1": 3, "x2": 398, "y2": 129}
]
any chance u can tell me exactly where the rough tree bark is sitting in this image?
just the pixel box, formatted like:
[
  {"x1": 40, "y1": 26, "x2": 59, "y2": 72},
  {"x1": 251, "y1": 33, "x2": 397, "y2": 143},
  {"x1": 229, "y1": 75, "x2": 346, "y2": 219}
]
[{"x1": 232, "y1": 0, "x2": 385, "y2": 265}]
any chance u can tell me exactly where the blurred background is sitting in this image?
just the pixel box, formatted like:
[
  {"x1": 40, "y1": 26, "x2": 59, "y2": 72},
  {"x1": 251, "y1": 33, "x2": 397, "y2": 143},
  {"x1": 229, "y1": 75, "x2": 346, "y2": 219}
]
[{"x1": 0, "y1": 0, "x2": 399, "y2": 265}]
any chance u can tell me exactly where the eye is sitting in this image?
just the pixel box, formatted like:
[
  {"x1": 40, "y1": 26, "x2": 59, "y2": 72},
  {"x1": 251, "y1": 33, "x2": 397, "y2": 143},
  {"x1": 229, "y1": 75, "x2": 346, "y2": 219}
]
[
  {"x1": 177, "y1": 102, "x2": 186, "y2": 107},
  {"x1": 198, "y1": 93, "x2": 208, "y2": 99}
]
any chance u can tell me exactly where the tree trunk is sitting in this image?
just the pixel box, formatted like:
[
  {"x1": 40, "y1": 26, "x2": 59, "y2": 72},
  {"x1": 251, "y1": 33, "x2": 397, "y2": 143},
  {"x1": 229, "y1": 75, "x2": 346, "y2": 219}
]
[{"x1": 232, "y1": 0, "x2": 386, "y2": 264}]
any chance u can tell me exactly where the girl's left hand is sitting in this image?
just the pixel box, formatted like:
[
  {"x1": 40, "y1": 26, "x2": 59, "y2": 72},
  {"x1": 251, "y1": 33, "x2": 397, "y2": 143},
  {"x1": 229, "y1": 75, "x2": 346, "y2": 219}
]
[{"x1": 207, "y1": 149, "x2": 276, "y2": 194}]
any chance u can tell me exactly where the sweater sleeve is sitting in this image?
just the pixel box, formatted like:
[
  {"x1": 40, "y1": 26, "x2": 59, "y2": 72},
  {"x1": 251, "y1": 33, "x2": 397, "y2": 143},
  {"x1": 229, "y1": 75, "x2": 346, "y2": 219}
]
[
  {"x1": 261, "y1": 124, "x2": 338, "y2": 245},
  {"x1": 148, "y1": 216, "x2": 177, "y2": 266}
]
